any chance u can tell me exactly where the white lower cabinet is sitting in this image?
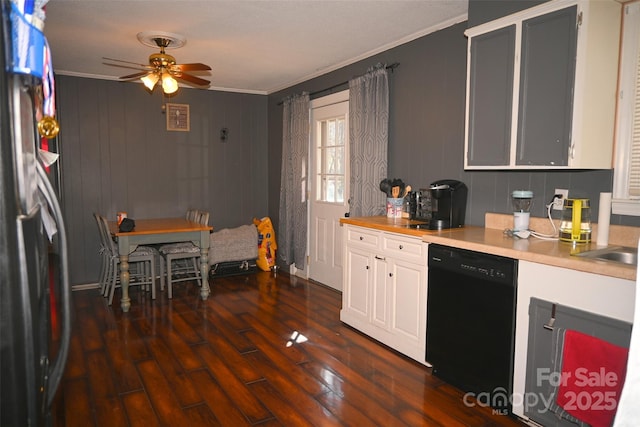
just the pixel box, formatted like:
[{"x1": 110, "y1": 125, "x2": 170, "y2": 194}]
[
  {"x1": 341, "y1": 225, "x2": 427, "y2": 365},
  {"x1": 512, "y1": 260, "x2": 635, "y2": 421}
]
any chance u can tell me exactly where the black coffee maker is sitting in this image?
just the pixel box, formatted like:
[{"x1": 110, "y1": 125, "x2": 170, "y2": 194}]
[{"x1": 428, "y1": 179, "x2": 467, "y2": 230}]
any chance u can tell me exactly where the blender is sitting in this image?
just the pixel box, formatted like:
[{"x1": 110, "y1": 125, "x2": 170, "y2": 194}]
[{"x1": 512, "y1": 190, "x2": 533, "y2": 231}]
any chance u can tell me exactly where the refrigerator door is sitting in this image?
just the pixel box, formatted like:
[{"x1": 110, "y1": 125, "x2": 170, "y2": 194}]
[
  {"x1": 0, "y1": 4, "x2": 71, "y2": 425},
  {"x1": 5, "y1": 204, "x2": 50, "y2": 426}
]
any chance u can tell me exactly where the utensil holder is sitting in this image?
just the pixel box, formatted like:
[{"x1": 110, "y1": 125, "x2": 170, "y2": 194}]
[{"x1": 386, "y1": 198, "x2": 403, "y2": 219}]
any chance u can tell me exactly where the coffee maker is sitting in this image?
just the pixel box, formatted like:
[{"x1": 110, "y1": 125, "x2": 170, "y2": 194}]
[
  {"x1": 427, "y1": 179, "x2": 467, "y2": 229},
  {"x1": 411, "y1": 188, "x2": 433, "y2": 222}
]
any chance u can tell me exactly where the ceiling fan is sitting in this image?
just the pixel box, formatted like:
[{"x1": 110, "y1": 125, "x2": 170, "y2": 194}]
[{"x1": 103, "y1": 31, "x2": 211, "y2": 94}]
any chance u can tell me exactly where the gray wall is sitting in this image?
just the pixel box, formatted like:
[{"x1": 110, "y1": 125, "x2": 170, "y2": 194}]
[
  {"x1": 59, "y1": 1, "x2": 640, "y2": 284},
  {"x1": 57, "y1": 76, "x2": 268, "y2": 285},
  {"x1": 267, "y1": 14, "x2": 640, "y2": 244}
]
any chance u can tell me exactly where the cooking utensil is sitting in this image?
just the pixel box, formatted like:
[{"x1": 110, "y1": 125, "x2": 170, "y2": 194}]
[
  {"x1": 391, "y1": 178, "x2": 405, "y2": 195},
  {"x1": 379, "y1": 179, "x2": 392, "y2": 197}
]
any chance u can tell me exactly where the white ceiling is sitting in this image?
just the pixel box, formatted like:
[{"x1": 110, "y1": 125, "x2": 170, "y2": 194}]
[{"x1": 43, "y1": 0, "x2": 468, "y2": 95}]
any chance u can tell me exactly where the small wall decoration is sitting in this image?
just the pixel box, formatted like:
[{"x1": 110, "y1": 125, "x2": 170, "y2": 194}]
[{"x1": 166, "y1": 103, "x2": 190, "y2": 131}]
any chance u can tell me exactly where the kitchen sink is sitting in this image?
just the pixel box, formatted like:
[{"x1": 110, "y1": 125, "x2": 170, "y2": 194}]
[{"x1": 573, "y1": 246, "x2": 638, "y2": 266}]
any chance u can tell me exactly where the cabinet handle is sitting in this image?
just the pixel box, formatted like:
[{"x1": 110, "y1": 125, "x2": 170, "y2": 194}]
[
  {"x1": 366, "y1": 265, "x2": 369, "y2": 270},
  {"x1": 399, "y1": 245, "x2": 403, "y2": 250},
  {"x1": 389, "y1": 273, "x2": 393, "y2": 277},
  {"x1": 359, "y1": 236, "x2": 364, "y2": 241},
  {"x1": 375, "y1": 255, "x2": 386, "y2": 261}
]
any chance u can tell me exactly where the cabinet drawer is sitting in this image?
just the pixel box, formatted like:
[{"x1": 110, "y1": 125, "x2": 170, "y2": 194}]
[
  {"x1": 346, "y1": 226, "x2": 379, "y2": 249},
  {"x1": 382, "y1": 233, "x2": 424, "y2": 262}
]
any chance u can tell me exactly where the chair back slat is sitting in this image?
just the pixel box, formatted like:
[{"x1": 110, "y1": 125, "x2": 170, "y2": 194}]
[
  {"x1": 198, "y1": 211, "x2": 210, "y2": 226},
  {"x1": 93, "y1": 213, "x2": 106, "y2": 248},
  {"x1": 98, "y1": 215, "x2": 118, "y2": 255},
  {"x1": 186, "y1": 209, "x2": 199, "y2": 221}
]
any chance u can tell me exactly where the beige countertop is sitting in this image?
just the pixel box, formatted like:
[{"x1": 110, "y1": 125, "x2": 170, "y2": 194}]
[{"x1": 340, "y1": 214, "x2": 639, "y2": 281}]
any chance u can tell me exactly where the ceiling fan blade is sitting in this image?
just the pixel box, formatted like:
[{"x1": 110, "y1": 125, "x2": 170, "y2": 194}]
[
  {"x1": 103, "y1": 62, "x2": 153, "y2": 72},
  {"x1": 119, "y1": 71, "x2": 150, "y2": 80},
  {"x1": 173, "y1": 63, "x2": 212, "y2": 72},
  {"x1": 103, "y1": 57, "x2": 151, "y2": 68},
  {"x1": 174, "y1": 72, "x2": 210, "y2": 86}
]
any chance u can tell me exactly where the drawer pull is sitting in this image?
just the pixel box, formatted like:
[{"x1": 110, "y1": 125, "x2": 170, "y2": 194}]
[
  {"x1": 399, "y1": 245, "x2": 403, "y2": 250},
  {"x1": 359, "y1": 236, "x2": 364, "y2": 241},
  {"x1": 389, "y1": 273, "x2": 393, "y2": 277},
  {"x1": 375, "y1": 255, "x2": 386, "y2": 261}
]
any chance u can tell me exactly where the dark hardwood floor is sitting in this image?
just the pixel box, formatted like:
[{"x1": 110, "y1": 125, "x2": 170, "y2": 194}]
[{"x1": 52, "y1": 271, "x2": 524, "y2": 426}]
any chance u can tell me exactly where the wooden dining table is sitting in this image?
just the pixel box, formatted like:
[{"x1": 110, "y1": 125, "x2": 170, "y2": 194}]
[{"x1": 109, "y1": 217, "x2": 213, "y2": 312}]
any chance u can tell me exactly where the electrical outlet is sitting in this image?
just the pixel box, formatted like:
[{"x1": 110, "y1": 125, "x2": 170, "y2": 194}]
[{"x1": 553, "y1": 188, "x2": 569, "y2": 211}]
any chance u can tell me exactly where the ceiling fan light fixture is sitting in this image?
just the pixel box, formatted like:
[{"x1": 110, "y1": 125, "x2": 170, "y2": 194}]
[
  {"x1": 107, "y1": 31, "x2": 210, "y2": 94},
  {"x1": 141, "y1": 72, "x2": 159, "y2": 90},
  {"x1": 162, "y1": 72, "x2": 178, "y2": 94}
]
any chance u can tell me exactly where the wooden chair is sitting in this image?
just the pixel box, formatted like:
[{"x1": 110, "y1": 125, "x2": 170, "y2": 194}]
[
  {"x1": 159, "y1": 210, "x2": 209, "y2": 298},
  {"x1": 96, "y1": 214, "x2": 157, "y2": 305}
]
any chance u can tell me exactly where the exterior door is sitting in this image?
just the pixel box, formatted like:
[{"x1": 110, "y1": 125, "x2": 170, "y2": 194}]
[{"x1": 308, "y1": 91, "x2": 349, "y2": 290}]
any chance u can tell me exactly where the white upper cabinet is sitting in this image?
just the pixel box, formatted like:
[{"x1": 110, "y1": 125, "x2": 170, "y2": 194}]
[{"x1": 464, "y1": 0, "x2": 621, "y2": 170}]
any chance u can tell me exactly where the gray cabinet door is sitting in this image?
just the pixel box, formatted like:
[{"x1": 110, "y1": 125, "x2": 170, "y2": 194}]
[
  {"x1": 516, "y1": 6, "x2": 577, "y2": 166},
  {"x1": 467, "y1": 25, "x2": 516, "y2": 166}
]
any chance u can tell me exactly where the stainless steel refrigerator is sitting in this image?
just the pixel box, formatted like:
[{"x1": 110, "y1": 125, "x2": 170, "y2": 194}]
[{"x1": 0, "y1": 1, "x2": 71, "y2": 425}]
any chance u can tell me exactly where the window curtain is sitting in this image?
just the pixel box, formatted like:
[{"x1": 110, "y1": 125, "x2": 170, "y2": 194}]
[
  {"x1": 348, "y1": 63, "x2": 389, "y2": 217},
  {"x1": 278, "y1": 93, "x2": 310, "y2": 269}
]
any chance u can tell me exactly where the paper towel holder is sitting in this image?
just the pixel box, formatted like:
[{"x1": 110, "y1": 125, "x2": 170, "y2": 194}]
[{"x1": 596, "y1": 192, "x2": 612, "y2": 247}]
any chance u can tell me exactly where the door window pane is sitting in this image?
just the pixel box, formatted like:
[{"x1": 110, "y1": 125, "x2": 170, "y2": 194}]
[{"x1": 316, "y1": 116, "x2": 345, "y2": 203}]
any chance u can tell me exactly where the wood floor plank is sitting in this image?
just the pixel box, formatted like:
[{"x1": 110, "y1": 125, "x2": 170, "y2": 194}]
[
  {"x1": 302, "y1": 359, "x2": 417, "y2": 426},
  {"x1": 243, "y1": 351, "x2": 343, "y2": 425},
  {"x1": 103, "y1": 328, "x2": 144, "y2": 393},
  {"x1": 110, "y1": 315, "x2": 151, "y2": 362},
  {"x1": 199, "y1": 324, "x2": 264, "y2": 383},
  {"x1": 83, "y1": 358, "x2": 124, "y2": 427},
  {"x1": 182, "y1": 403, "x2": 222, "y2": 427},
  {"x1": 77, "y1": 309, "x2": 104, "y2": 353},
  {"x1": 314, "y1": 389, "x2": 404, "y2": 427},
  {"x1": 202, "y1": 296, "x2": 258, "y2": 353},
  {"x1": 159, "y1": 306, "x2": 204, "y2": 345},
  {"x1": 135, "y1": 359, "x2": 193, "y2": 426},
  {"x1": 243, "y1": 329, "x2": 330, "y2": 397},
  {"x1": 437, "y1": 382, "x2": 519, "y2": 426},
  {"x1": 121, "y1": 390, "x2": 161, "y2": 427},
  {"x1": 241, "y1": 313, "x2": 310, "y2": 365},
  {"x1": 144, "y1": 333, "x2": 203, "y2": 407},
  {"x1": 62, "y1": 324, "x2": 87, "y2": 379},
  {"x1": 188, "y1": 368, "x2": 253, "y2": 427},
  {"x1": 157, "y1": 320, "x2": 206, "y2": 372},
  {"x1": 247, "y1": 379, "x2": 316, "y2": 427},
  {"x1": 193, "y1": 343, "x2": 273, "y2": 424},
  {"x1": 59, "y1": 377, "x2": 93, "y2": 427}
]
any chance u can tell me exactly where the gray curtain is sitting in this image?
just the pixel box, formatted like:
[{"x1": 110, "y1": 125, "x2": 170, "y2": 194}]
[
  {"x1": 278, "y1": 93, "x2": 310, "y2": 269},
  {"x1": 348, "y1": 63, "x2": 389, "y2": 217}
]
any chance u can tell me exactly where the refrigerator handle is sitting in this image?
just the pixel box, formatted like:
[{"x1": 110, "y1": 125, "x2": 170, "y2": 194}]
[{"x1": 36, "y1": 162, "x2": 71, "y2": 407}]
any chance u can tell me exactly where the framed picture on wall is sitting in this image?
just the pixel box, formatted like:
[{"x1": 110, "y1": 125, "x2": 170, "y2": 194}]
[{"x1": 166, "y1": 103, "x2": 190, "y2": 131}]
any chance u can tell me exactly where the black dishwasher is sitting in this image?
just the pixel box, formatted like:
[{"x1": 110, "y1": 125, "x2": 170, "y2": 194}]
[{"x1": 426, "y1": 244, "x2": 517, "y2": 414}]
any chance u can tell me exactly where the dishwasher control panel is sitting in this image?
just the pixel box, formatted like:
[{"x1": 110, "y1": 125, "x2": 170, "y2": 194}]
[{"x1": 428, "y1": 244, "x2": 517, "y2": 286}]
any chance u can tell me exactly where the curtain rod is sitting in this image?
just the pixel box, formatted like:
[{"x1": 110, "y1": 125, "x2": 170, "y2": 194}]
[{"x1": 278, "y1": 62, "x2": 400, "y2": 106}]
